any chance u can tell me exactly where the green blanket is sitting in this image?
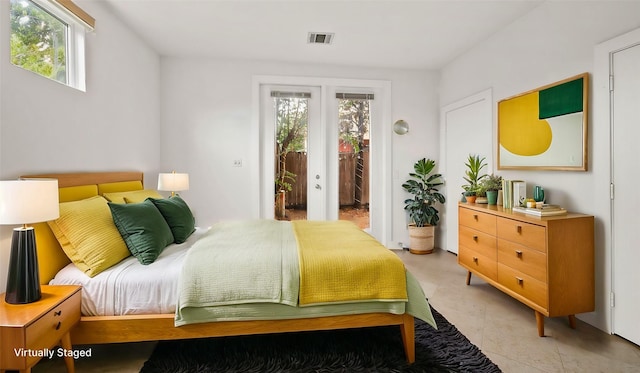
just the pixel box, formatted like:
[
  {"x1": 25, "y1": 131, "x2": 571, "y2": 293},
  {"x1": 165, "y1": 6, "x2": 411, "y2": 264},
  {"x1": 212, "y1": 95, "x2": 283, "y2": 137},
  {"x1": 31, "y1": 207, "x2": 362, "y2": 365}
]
[{"x1": 176, "y1": 220, "x2": 299, "y2": 310}]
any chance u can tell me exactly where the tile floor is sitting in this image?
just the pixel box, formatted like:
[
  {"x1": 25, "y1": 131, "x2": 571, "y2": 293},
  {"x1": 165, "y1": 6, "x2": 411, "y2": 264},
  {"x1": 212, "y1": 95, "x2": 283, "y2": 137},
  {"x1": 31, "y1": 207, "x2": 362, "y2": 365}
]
[{"x1": 33, "y1": 249, "x2": 640, "y2": 372}]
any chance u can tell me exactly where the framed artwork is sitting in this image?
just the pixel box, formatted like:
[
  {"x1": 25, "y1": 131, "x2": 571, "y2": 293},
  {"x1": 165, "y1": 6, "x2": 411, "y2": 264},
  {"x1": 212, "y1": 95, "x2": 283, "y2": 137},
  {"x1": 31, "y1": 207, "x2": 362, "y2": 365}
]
[{"x1": 497, "y1": 73, "x2": 589, "y2": 171}]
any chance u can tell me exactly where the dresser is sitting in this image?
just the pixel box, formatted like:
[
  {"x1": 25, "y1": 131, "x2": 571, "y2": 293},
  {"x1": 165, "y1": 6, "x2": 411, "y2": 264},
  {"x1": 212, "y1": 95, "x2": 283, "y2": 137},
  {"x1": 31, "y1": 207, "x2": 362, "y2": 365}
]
[{"x1": 458, "y1": 203, "x2": 594, "y2": 336}]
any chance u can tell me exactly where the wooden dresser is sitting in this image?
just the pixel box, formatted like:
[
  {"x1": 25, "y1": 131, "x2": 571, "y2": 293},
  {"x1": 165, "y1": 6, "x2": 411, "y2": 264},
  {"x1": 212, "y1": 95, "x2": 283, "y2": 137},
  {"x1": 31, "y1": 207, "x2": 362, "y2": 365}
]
[{"x1": 458, "y1": 203, "x2": 594, "y2": 336}]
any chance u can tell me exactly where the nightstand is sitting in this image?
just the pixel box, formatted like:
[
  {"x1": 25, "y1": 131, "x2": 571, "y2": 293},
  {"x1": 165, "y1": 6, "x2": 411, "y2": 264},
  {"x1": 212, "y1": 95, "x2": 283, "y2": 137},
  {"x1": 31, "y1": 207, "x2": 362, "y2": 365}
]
[{"x1": 0, "y1": 285, "x2": 81, "y2": 373}]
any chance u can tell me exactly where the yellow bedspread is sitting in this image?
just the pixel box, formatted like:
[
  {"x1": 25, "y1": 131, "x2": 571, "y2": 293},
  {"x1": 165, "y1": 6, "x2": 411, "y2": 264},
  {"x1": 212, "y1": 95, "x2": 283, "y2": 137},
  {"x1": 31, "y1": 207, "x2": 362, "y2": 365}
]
[{"x1": 292, "y1": 220, "x2": 408, "y2": 306}]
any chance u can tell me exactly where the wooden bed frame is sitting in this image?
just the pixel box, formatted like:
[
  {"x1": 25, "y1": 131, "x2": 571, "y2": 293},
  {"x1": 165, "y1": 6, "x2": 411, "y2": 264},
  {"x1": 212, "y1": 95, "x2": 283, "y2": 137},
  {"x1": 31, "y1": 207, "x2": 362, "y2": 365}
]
[{"x1": 23, "y1": 171, "x2": 416, "y2": 363}]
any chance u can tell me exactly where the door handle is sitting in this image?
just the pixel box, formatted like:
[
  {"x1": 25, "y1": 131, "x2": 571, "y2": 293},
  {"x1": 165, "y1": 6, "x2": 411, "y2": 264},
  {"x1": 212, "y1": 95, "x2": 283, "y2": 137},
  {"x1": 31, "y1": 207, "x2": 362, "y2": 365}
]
[{"x1": 315, "y1": 184, "x2": 321, "y2": 190}]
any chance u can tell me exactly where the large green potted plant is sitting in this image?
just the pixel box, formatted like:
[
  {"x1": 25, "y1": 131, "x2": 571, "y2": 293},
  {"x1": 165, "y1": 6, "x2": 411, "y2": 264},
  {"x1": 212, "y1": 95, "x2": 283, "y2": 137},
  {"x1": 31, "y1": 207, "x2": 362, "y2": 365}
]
[
  {"x1": 402, "y1": 158, "x2": 445, "y2": 254},
  {"x1": 462, "y1": 154, "x2": 488, "y2": 204}
]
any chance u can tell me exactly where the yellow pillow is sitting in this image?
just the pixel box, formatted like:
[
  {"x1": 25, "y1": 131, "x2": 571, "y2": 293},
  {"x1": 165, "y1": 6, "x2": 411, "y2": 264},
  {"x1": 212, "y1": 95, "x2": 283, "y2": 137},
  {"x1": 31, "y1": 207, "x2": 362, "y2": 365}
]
[
  {"x1": 47, "y1": 196, "x2": 130, "y2": 277},
  {"x1": 103, "y1": 189, "x2": 163, "y2": 204},
  {"x1": 59, "y1": 185, "x2": 98, "y2": 202}
]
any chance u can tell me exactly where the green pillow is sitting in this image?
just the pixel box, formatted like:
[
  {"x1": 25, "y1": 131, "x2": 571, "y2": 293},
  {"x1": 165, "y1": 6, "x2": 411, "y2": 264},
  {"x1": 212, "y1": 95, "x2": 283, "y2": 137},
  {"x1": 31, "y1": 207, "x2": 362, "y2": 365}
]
[
  {"x1": 149, "y1": 195, "x2": 196, "y2": 244},
  {"x1": 108, "y1": 199, "x2": 174, "y2": 264}
]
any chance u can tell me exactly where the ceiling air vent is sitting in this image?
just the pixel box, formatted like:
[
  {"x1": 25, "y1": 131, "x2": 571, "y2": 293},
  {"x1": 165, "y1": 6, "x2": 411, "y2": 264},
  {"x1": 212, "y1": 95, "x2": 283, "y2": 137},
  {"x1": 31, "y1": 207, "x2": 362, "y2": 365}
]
[{"x1": 308, "y1": 32, "x2": 334, "y2": 45}]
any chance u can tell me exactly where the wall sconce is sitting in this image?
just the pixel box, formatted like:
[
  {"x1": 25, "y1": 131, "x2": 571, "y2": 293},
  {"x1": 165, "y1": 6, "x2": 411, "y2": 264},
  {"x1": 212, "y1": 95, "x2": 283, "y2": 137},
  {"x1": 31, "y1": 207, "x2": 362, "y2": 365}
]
[
  {"x1": 0, "y1": 179, "x2": 59, "y2": 304},
  {"x1": 393, "y1": 120, "x2": 409, "y2": 135},
  {"x1": 158, "y1": 171, "x2": 190, "y2": 197}
]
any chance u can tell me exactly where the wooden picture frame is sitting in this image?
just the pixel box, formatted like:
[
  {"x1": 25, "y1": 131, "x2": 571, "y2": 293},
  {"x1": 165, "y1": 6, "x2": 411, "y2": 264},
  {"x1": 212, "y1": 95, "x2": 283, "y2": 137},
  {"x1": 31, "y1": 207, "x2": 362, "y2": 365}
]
[{"x1": 497, "y1": 73, "x2": 589, "y2": 171}]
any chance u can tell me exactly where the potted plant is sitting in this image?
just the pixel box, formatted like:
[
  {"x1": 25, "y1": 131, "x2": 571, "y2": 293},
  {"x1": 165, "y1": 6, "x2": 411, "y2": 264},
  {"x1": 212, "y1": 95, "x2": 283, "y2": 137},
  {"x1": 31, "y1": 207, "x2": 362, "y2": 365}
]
[
  {"x1": 480, "y1": 174, "x2": 502, "y2": 205},
  {"x1": 402, "y1": 158, "x2": 446, "y2": 254},
  {"x1": 462, "y1": 154, "x2": 487, "y2": 204}
]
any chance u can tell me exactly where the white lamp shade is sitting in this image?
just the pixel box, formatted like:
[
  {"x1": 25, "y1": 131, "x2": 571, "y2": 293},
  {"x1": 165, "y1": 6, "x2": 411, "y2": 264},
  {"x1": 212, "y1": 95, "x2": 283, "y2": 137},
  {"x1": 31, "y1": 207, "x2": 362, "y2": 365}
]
[
  {"x1": 0, "y1": 179, "x2": 59, "y2": 225},
  {"x1": 158, "y1": 173, "x2": 189, "y2": 192}
]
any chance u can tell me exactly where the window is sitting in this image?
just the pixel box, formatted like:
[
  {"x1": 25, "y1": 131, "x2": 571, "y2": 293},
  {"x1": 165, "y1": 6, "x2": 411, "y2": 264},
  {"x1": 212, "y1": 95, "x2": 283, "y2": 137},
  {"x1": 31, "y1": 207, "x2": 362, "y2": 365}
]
[{"x1": 9, "y1": 0, "x2": 94, "y2": 91}]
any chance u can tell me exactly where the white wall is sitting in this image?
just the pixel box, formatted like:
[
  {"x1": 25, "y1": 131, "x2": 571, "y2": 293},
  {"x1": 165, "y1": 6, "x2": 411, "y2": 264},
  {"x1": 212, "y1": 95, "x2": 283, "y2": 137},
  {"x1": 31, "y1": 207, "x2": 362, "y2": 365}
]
[
  {"x1": 0, "y1": 0, "x2": 161, "y2": 290},
  {"x1": 439, "y1": 1, "x2": 640, "y2": 333},
  {"x1": 160, "y1": 57, "x2": 440, "y2": 247}
]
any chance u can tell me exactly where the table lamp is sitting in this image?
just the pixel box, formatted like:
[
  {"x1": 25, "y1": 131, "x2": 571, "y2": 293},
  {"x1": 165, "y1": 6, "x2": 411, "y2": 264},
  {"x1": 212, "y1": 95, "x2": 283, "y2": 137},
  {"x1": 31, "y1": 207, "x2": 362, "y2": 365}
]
[
  {"x1": 0, "y1": 179, "x2": 59, "y2": 304},
  {"x1": 158, "y1": 171, "x2": 189, "y2": 197}
]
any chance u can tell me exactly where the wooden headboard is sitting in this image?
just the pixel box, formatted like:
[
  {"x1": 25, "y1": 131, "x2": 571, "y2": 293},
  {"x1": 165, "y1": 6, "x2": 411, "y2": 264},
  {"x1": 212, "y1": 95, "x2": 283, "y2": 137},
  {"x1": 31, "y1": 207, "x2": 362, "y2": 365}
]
[{"x1": 19, "y1": 171, "x2": 144, "y2": 284}]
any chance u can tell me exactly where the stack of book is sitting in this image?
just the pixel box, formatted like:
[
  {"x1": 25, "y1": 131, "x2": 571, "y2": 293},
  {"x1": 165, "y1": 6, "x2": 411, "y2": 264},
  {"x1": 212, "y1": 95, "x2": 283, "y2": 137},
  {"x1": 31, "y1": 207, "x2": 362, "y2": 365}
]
[
  {"x1": 512, "y1": 204, "x2": 567, "y2": 216},
  {"x1": 501, "y1": 179, "x2": 526, "y2": 209}
]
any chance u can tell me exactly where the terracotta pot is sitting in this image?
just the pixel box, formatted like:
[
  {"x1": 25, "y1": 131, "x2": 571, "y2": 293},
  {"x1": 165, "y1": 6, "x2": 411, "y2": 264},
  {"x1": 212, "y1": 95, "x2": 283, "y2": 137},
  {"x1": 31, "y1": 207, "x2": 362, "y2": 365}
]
[
  {"x1": 275, "y1": 190, "x2": 286, "y2": 218},
  {"x1": 408, "y1": 224, "x2": 435, "y2": 255},
  {"x1": 465, "y1": 195, "x2": 477, "y2": 203}
]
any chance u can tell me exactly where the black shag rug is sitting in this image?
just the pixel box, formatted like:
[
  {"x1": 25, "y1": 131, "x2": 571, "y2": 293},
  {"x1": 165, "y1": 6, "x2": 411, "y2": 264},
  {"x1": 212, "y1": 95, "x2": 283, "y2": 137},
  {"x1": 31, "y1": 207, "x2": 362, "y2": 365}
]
[{"x1": 140, "y1": 308, "x2": 501, "y2": 373}]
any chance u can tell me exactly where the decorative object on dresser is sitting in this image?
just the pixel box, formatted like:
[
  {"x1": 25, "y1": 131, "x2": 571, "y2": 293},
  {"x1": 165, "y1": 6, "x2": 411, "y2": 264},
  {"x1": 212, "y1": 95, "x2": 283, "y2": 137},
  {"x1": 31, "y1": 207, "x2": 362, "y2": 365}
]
[
  {"x1": 0, "y1": 179, "x2": 59, "y2": 304},
  {"x1": 461, "y1": 154, "x2": 487, "y2": 204},
  {"x1": 0, "y1": 285, "x2": 81, "y2": 373},
  {"x1": 402, "y1": 158, "x2": 446, "y2": 254},
  {"x1": 480, "y1": 174, "x2": 502, "y2": 205},
  {"x1": 157, "y1": 171, "x2": 189, "y2": 196},
  {"x1": 457, "y1": 203, "x2": 594, "y2": 336}
]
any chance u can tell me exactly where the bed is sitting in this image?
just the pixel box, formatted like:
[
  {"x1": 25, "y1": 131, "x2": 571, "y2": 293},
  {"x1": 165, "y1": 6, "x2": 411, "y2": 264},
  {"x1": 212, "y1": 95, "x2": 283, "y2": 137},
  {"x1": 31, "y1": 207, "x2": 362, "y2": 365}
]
[{"x1": 24, "y1": 171, "x2": 436, "y2": 364}]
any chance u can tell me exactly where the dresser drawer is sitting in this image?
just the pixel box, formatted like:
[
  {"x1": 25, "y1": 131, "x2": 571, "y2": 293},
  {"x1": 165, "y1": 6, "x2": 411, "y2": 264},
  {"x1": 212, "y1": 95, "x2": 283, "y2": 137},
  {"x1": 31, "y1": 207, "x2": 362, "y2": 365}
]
[
  {"x1": 497, "y1": 217, "x2": 546, "y2": 253},
  {"x1": 459, "y1": 247, "x2": 497, "y2": 281},
  {"x1": 498, "y1": 239, "x2": 547, "y2": 283},
  {"x1": 26, "y1": 290, "x2": 81, "y2": 352},
  {"x1": 498, "y1": 263, "x2": 548, "y2": 309},
  {"x1": 459, "y1": 225, "x2": 496, "y2": 259},
  {"x1": 459, "y1": 208, "x2": 496, "y2": 235}
]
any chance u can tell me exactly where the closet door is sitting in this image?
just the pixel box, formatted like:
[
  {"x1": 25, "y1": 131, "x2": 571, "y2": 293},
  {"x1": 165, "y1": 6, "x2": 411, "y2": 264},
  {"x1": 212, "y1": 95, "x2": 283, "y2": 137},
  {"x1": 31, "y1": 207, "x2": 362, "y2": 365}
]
[
  {"x1": 442, "y1": 89, "x2": 492, "y2": 254},
  {"x1": 612, "y1": 42, "x2": 640, "y2": 346}
]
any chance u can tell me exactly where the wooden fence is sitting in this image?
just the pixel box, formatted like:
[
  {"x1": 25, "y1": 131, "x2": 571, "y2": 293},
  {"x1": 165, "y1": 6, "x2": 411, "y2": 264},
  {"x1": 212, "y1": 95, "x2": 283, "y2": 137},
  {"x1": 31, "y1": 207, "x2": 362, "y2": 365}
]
[{"x1": 280, "y1": 150, "x2": 369, "y2": 208}]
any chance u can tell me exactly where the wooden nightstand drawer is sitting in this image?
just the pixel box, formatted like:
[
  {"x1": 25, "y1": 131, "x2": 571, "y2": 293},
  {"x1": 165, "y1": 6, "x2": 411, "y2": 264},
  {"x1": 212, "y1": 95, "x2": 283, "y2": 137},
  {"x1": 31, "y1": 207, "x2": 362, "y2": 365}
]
[
  {"x1": 459, "y1": 208, "x2": 496, "y2": 235},
  {"x1": 498, "y1": 239, "x2": 547, "y2": 283},
  {"x1": 459, "y1": 247, "x2": 497, "y2": 281},
  {"x1": 498, "y1": 263, "x2": 548, "y2": 309},
  {"x1": 459, "y1": 225, "x2": 496, "y2": 259},
  {"x1": 1, "y1": 285, "x2": 81, "y2": 372},
  {"x1": 497, "y1": 217, "x2": 546, "y2": 253},
  {"x1": 26, "y1": 289, "x2": 81, "y2": 352}
]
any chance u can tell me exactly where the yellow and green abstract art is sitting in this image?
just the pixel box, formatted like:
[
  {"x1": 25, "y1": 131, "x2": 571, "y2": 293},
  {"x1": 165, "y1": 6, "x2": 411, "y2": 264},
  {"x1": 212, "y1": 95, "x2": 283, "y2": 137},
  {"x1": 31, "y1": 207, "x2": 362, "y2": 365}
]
[{"x1": 498, "y1": 73, "x2": 588, "y2": 171}]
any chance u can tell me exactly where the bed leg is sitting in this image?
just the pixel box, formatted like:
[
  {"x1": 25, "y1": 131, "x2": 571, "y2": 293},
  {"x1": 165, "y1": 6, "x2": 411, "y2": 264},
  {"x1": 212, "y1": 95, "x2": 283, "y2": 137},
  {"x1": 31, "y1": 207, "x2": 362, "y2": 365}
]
[{"x1": 400, "y1": 314, "x2": 415, "y2": 364}]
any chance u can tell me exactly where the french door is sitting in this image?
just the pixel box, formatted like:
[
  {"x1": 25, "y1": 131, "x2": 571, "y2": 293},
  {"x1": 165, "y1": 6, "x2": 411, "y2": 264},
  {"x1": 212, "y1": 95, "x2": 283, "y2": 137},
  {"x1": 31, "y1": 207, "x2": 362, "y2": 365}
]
[
  {"x1": 261, "y1": 85, "x2": 326, "y2": 220},
  {"x1": 256, "y1": 76, "x2": 392, "y2": 246}
]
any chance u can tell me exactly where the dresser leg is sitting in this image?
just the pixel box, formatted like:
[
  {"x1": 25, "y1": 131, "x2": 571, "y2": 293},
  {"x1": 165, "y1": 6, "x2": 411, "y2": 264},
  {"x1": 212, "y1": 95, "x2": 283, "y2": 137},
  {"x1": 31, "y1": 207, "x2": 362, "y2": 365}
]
[
  {"x1": 465, "y1": 271, "x2": 472, "y2": 285},
  {"x1": 60, "y1": 332, "x2": 75, "y2": 373},
  {"x1": 535, "y1": 311, "x2": 545, "y2": 337},
  {"x1": 568, "y1": 314, "x2": 577, "y2": 329}
]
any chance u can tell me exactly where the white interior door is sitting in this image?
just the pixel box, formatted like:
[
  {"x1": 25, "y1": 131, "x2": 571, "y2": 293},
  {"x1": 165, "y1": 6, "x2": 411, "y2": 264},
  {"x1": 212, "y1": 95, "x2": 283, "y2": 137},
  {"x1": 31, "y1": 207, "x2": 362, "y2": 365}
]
[
  {"x1": 612, "y1": 43, "x2": 640, "y2": 346},
  {"x1": 442, "y1": 89, "x2": 493, "y2": 254}
]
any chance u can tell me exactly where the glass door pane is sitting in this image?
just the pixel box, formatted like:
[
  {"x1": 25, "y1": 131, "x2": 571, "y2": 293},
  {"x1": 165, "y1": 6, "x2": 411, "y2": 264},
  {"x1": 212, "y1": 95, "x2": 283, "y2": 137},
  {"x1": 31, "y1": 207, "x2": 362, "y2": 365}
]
[
  {"x1": 337, "y1": 98, "x2": 370, "y2": 229},
  {"x1": 274, "y1": 96, "x2": 308, "y2": 220}
]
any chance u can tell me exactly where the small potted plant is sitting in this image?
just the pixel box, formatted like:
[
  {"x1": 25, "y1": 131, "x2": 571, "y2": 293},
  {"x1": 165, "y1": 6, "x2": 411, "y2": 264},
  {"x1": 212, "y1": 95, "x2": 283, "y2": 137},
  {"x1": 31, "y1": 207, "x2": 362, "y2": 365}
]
[
  {"x1": 402, "y1": 158, "x2": 446, "y2": 254},
  {"x1": 462, "y1": 154, "x2": 487, "y2": 204},
  {"x1": 480, "y1": 174, "x2": 502, "y2": 205}
]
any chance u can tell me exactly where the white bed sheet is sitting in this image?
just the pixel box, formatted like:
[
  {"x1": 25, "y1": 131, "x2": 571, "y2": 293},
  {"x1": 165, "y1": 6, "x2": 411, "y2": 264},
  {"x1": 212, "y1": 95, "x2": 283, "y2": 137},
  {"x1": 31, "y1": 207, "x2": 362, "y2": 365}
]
[{"x1": 49, "y1": 227, "x2": 208, "y2": 316}]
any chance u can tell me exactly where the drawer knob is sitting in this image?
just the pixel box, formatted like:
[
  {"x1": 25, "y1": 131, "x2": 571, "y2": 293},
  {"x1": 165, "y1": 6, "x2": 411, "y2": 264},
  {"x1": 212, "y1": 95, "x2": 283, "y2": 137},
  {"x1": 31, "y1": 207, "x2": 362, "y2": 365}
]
[
  {"x1": 515, "y1": 250, "x2": 523, "y2": 258},
  {"x1": 516, "y1": 225, "x2": 522, "y2": 233},
  {"x1": 473, "y1": 257, "x2": 478, "y2": 263},
  {"x1": 55, "y1": 321, "x2": 62, "y2": 330},
  {"x1": 516, "y1": 277, "x2": 524, "y2": 285},
  {"x1": 473, "y1": 214, "x2": 478, "y2": 221},
  {"x1": 473, "y1": 235, "x2": 478, "y2": 242}
]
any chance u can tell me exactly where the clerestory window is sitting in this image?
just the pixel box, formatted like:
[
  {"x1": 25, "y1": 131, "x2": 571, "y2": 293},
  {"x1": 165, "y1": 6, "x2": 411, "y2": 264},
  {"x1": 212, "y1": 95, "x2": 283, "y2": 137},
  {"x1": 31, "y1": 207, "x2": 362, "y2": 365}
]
[{"x1": 9, "y1": 0, "x2": 94, "y2": 91}]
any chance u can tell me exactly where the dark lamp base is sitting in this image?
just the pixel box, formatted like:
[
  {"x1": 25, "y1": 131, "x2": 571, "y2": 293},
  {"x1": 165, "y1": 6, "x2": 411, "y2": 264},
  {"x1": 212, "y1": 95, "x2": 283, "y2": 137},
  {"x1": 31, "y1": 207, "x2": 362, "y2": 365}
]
[{"x1": 4, "y1": 227, "x2": 41, "y2": 304}]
